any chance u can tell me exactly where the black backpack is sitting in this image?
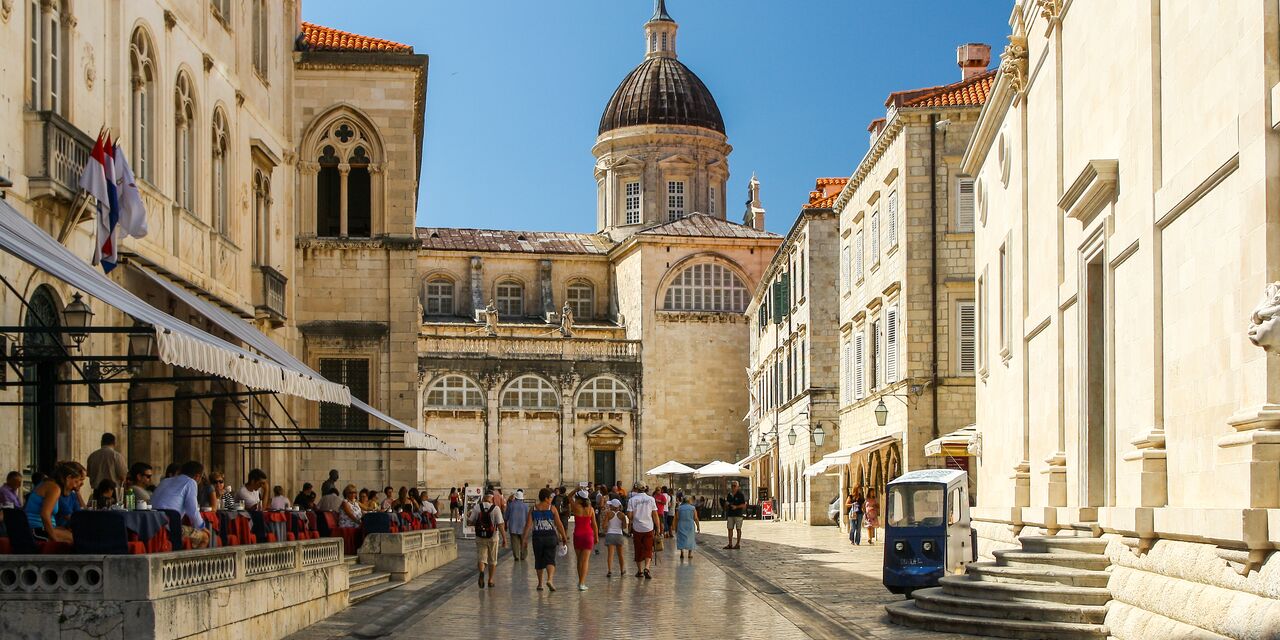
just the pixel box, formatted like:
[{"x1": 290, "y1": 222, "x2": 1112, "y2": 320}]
[{"x1": 475, "y1": 503, "x2": 496, "y2": 538}]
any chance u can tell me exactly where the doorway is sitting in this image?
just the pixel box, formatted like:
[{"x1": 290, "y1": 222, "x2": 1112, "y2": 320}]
[
  {"x1": 1083, "y1": 251, "x2": 1111, "y2": 507},
  {"x1": 22, "y1": 286, "x2": 62, "y2": 477},
  {"x1": 593, "y1": 449, "x2": 616, "y2": 487}
]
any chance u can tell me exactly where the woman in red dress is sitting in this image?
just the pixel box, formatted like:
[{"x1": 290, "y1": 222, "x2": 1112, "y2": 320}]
[{"x1": 570, "y1": 489, "x2": 599, "y2": 591}]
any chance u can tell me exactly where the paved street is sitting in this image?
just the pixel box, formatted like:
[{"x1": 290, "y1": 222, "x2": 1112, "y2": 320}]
[{"x1": 293, "y1": 519, "x2": 979, "y2": 640}]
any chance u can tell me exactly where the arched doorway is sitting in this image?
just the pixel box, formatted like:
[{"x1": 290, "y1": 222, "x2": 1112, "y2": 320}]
[{"x1": 22, "y1": 286, "x2": 63, "y2": 477}]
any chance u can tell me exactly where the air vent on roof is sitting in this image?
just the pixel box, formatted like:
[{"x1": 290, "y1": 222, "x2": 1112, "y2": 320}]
[
  {"x1": 430, "y1": 232, "x2": 440, "y2": 238},
  {"x1": 517, "y1": 235, "x2": 527, "y2": 241}
]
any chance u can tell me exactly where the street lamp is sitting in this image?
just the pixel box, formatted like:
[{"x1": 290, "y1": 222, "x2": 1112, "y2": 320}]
[
  {"x1": 62, "y1": 292, "x2": 94, "y2": 347},
  {"x1": 126, "y1": 320, "x2": 155, "y2": 373},
  {"x1": 787, "y1": 421, "x2": 827, "y2": 446},
  {"x1": 875, "y1": 399, "x2": 889, "y2": 427}
]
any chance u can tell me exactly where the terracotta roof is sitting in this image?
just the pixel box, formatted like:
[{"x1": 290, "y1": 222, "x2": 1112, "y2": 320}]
[
  {"x1": 889, "y1": 69, "x2": 997, "y2": 109},
  {"x1": 867, "y1": 117, "x2": 887, "y2": 133},
  {"x1": 806, "y1": 177, "x2": 848, "y2": 209},
  {"x1": 299, "y1": 22, "x2": 413, "y2": 53},
  {"x1": 417, "y1": 228, "x2": 612, "y2": 255},
  {"x1": 638, "y1": 213, "x2": 779, "y2": 239}
]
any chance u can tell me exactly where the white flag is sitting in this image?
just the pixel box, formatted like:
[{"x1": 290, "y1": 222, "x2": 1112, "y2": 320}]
[{"x1": 112, "y1": 144, "x2": 148, "y2": 240}]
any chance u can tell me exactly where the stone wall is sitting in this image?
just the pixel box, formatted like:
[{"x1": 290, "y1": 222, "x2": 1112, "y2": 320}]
[{"x1": 357, "y1": 528, "x2": 458, "y2": 582}]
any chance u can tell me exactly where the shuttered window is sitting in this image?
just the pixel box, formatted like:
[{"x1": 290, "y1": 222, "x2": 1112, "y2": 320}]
[
  {"x1": 855, "y1": 230, "x2": 865, "y2": 281},
  {"x1": 841, "y1": 244, "x2": 851, "y2": 292},
  {"x1": 871, "y1": 320, "x2": 882, "y2": 390},
  {"x1": 886, "y1": 190, "x2": 898, "y2": 249},
  {"x1": 870, "y1": 212, "x2": 880, "y2": 264},
  {"x1": 841, "y1": 340, "x2": 852, "y2": 403},
  {"x1": 958, "y1": 300, "x2": 977, "y2": 374},
  {"x1": 886, "y1": 305, "x2": 899, "y2": 384},
  {"x1": 957, "y1": 178, "x2": 976, "y2": 231},
  {"x1": 854, "y1": 333, "x2": 866, "y2": 400}
]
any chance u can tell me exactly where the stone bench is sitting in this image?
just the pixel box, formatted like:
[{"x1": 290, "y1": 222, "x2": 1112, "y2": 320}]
[
  {"x1": 0, "y1": 537, "x2": 347, "y2": 640},
  {"x1": 357, "y1": 527, "x2": 457, "y2": 582}
]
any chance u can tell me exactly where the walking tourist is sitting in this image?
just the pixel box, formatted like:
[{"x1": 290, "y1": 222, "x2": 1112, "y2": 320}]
[
  {"x1": 320, "y1": 469, "x2": 340, "y2": 496},
  {"x1": 469, "y1": 490, "x2": 507, "y2": 589},
  {"x1": 126, "y1": 462, "x2": 153, "y2": 503},
  {"x1": 339, "y1": 485, "x2": 363, "y2": 528},
  {"x1": 864, "y1": 488, "x2": 880, "y2": 545},
  {"x1": 237, "y1": 468, "x2": 267, "y2": 510},
  {"x1": 0, "y1": 471, "x2": 24, "y2": 507},
  {"x1": 26, "y1": 461, "x2": 84, "y2": 543},
  {"x1": 86, "y1": 432, "x2": 126, "y2": 494},
  {"x1": 846, "y1": 489, "x2": 864, "y2": 545},
  {"x1": 506, "y1": 489, "x2": 529, "y2": 561},
  {"x1": 628, "y1": 482, "x2": 659, "y2": 579},
  {"x1": 449, "y1": 487, "x2": 461, "y2": 521},
  {"x1": 602, "y1": 498, "x2": 628, "y2": 576},
  {"x1": 674, "y1": 494, "x2": 699, "y2": 560},
  {"x1": 151, "y1": 461, "x2": 211, "y2": 549},
  {"x1": 655, "y1": 486, "x2": 669, "y2": 538},
  {"x1": 571, "y1": 489, "x2": 598, "y2": 591},
  {"x1": 723, "y1": 480, "x2": 746, "y2": 550},
  {"x1": 527, "y1": 487, "x2": 567, "y2": 591}
]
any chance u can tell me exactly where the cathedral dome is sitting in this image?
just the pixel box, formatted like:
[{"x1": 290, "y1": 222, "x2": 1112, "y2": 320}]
[{"x1": 599, "y1": 57, "x2": 725, "y2": 136}]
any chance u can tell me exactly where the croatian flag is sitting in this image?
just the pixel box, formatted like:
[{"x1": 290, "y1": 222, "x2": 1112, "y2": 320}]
[{"x1": 79, "y1": 135, "x2": 146, "y2": 273}]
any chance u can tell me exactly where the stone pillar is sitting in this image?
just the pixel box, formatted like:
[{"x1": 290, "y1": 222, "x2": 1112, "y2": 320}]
[
  {"x1": 539, "y1": 259, "x2": 554, "y2": 319},
  {"x1": 1220, "y1": 406, "x2": 1280, "y2": 508},
  {"x1": 338, "y1": 163, "x2": 350, "y2": 237},
  {"x1": 469, "y1": 257, "x2": 484, "y2": 318}
]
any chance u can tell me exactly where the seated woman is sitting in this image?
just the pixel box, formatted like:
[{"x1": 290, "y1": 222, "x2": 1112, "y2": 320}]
[
  {"x1": 381, "y1": 486, "x2": 396, "y2": 512},
  {"x1": 200, "y1": 472, "x2": 235, "y2": 511},
  {"x1": 25, "y1": 461, "x2": 87, "y2": 543},
  {"x1": 339, "y1": 485, "x2": 363, "y2": 529},
  {"x1": 269, "y1": 485, "x2": 290, "y2": 511},
  {"x1": 362, "y1": 490, "x2": 380, "y2": 513},
  {"x1": 90, "y1": 479, "x2": 117, "y2": 510}
]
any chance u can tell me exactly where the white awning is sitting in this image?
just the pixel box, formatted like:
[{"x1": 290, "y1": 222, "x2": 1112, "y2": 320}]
[
  {"x1": 802, "y1": 434, "x2": 902, "y2": 477},
  {"x1": 646, "y1": 460, "x2": 696, "y2": 476},
  {"x1": 925, "y1": 425, "x2": 979, "y2": 457},
  {"x1": 0, "y1": 198, "x2": 326, "y2": 402},
  {"x1": 694, "y1": 460, "x2": 746, "y2": 478},
  {"x1": 735, "y1": 449, "x2": 768, "y2": 468},
  {"x1": 131, "y1": 263, "x2": 457, "y2": 460}
]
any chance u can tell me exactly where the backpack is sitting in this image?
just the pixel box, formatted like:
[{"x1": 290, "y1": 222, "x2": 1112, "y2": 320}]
[{"x1": 475, "y1": 503, "x2": 496, "y2": 538}]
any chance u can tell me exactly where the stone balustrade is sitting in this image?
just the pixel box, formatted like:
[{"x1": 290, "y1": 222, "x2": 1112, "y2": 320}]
[
  {"x1": 421, "y1": 335, "x2": 641, "y2": 361},
  {"x1": 0, "y1": 538, "x2": 347, "y2": 639},
  {"x1": 357, "y1": 527, "x2": 457, "y2": 582}
]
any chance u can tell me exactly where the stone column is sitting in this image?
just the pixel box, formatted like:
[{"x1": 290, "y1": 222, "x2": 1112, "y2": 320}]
[
  {"x1": 338, "y1": 163, "x2": 350, "y2": 237},
  {"x1": 539, "y1": 259, "x2": 554, "y2": 319},
  {"x1": 469, "y1": 257, "x2": 484, "y2": 318}
]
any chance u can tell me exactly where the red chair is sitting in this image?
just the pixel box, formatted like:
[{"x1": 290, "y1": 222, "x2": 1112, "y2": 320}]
[
  {"x1": 319, "y1": 512, "x2": 361, "y2": 556},
  {"x1": 3, "y1": 509, "x2": 73, "y2": 554},
  {"x1": 264, "y1": 511, "x2": 290, "y2": 542},
  {"x1": 0, "y1": 538, "x2": 12, "y2": 554}
]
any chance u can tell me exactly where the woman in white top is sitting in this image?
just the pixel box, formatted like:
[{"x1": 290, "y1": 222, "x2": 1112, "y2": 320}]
[
  {"x1": 602, "y1": 499, "x2": 629, "y2": 577},
  {"x1": 268, "y1": 485, "x2": 290, "y2": 511},
  {"x1": 339, "y1": 484, "x2": 364, "y2": 529}
]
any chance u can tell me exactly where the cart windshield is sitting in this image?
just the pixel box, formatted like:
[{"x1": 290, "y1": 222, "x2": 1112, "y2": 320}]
[{"x1": 887, "y1": 483, "x2": 945, "y2": 528}]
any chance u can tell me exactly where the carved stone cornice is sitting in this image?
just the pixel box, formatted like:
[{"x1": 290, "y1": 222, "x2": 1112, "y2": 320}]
[
  {"x1": 1037, "y1": 0, "x2": 1063, "y2": 25},
  {"x1": 999, "y1": 36, "x2": 1029, "y2": 96}
]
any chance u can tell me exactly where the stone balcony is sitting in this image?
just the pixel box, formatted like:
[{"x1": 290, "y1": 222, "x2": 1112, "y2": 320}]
[
  {"x1": 24, "y1": 110, "x2": 94, "y2": 204},
  {"x1": 420, "y1": 334, "x2": 641, "y2": 362}
]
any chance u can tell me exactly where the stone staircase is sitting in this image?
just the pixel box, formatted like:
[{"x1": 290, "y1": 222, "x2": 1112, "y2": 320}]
[
  {"x1": 345, "y1": 556, "x2": 398, "y2": 604},
  {"x1": 886, "y1": 535, "x2": 1112, "y2": 640}
]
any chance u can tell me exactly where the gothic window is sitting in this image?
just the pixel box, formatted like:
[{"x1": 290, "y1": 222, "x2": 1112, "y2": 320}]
[
  {"x1": 309, "y1": 118, "x2": 381, "y2": 238},
  {"x1": 667, "y1": 181, "x2": 686, "y2": 221},
  {"x1": 252, "y1": 168, "x2": 271, "y2": 265},
  {"x1": 212, "y1": 109, "x2": 229, "y2": 235},
  {"x1": 174, "y1": 72, "x2": 197, "y2": 213},
  {"x1": 318, "y1": 358, "x2": 369, "y2": 430},
  {"x1": 496, "y1": 280, "x2": 524, "y2": 318},
  {"x1": 625, "y1": 182, "x2": 641, "y2": 225},
  {"x1": 425, "y1": 375, "x2": 484, "y2": 409},
  {"x1": 577, "y1": 377, "x2": 633, "y2": 411},
  {"x1": 130, "y1": 28, "x2": 156, "y2": 181},
  {"x1": 501, "y1": 375, "x2": 558, "y2": 410},
  {"x1": 662, "y1": 262, "x2": 748, "y2": 313},
  {"x1": 424, "y1": 276, "x2": 455, "y2": 316},
  {"x1": 566, "y1": 281, "x2": 594, "y2": 319},
  {"x1": 316, "y1": 145, "x2": 340, "y2": 236},
  {"x1": 347, "y1": 146, "x2": 371, "y2": 237},
  {"x1": 252, "y1": 0, "x2": 268, "y2": 79}
]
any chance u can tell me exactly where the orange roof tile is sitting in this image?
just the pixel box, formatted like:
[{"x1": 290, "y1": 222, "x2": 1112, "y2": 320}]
[
  {"x1": 299, "y1": 22, "x2": 413, "y2": 53},
  {"x1": 894, "y1": 69, "x2": 997, "y2": 109},
  {"x1": 806, "y1": 177, "x2": 848, "y2": 209}
]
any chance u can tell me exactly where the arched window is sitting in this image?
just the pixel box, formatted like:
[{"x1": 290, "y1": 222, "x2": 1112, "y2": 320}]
[
  {"x1": 501, "y1": 375, "x2": 558, "y2": 410},
  {"x1": 662, "y1": 262, "x2": 749, "y2": 312},
  {"x1": 310, "y1": 119, "x2": 380, "y2": 238},
  {"x1": 425, "y1": 375, "x2": 484, "y2": 409},
  {"x1": 130, "y1": 28, "x2": 156, "y2": 181},
  {"x1": 174, "y1": 72, "x2": 196, "y2": 212},
  {"x1": 496, "y1": 280, "x2": 523, "y2": 318},
  {"x1": 424, "y1": 276, "x2": 454, "y2": 316},
  {"x1": 211, "y1": 108, "x2": 229, "y2": 235},
  {"x1": 566, "y1": 281, "x2": 594, "y2": 320},
  {"x1": 252, "y1": 169, "x2": 271, "y2": 265},
  {"x1": 577, "y1": 377, "x2": 633, "y2": 411}
]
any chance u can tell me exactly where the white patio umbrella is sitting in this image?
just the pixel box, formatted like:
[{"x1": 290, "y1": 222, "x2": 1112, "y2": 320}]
[
  {"x1": 694, "y1": 460, "x2": 745, "y2": 478},
  {"x1": 646, "y1": 460, "x2": 697, "y2": 476}
]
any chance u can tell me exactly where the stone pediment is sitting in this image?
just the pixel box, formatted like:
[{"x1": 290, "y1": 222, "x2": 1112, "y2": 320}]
[
  {"x1": 584, "y1": 424, "x2": 627, "y2": 439},
  {"x1": 657, "y1": 154, "x2": 698, "y2": 169}
]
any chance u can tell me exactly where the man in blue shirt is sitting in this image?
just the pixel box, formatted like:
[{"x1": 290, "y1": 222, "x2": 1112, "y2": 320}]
[
  {"x1": 151, "y1": 461, "x2": 211, "y2": 549},
  {"x1": 505, "y1": 489, "x2": 530, "y2": 561}
]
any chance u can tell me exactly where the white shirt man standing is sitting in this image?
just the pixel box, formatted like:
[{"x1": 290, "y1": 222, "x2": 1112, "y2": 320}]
[{"x1": 627, "y1": 482, "x2": 660, "y2": 580}]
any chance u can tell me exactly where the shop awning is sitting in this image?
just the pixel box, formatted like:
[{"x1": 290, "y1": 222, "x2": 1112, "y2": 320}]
[
  {"x1": 925, "y1": 425, "x2": 979, "y2": 458},
  {"x1": 0, "y1": 198, "x2": 335, "y2": 403},
  {"x1": 735, "y1": 449, "x2": 768, "y2": 468},
  {"x1": 130, "y1": 263, "x2": 457, "y2": 460},
  {"x1": 802, "y1": 434, "x2": 902, "y2": 477}
]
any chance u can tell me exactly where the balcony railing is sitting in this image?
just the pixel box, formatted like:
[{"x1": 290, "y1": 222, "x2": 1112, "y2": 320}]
[
  {"x1": 25, "y1": 110, "x2": 94, "y2": 203},
  {"x1": 255, "y1": 265, "x2": 287, "y2": 325},
  {"x1": 421, "y1": 335, "x2": 641, "y2": 361}
]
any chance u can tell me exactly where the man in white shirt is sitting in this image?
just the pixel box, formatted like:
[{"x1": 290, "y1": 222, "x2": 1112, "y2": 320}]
[
  {"x1": 469, "y1": 492, "x2": 507, "y2": 588},
  {"x1": 236, "y1": 468, "x2": 267, "y2": 511},
  {"x1": 627, "y1": 482, "x2": 660, "y2": 579}
]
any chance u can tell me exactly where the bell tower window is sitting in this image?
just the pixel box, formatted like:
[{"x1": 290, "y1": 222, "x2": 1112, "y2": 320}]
[
  {"x1": 316, "y1": 146, "x2": 341, "y2": 237},
  {"x1": 667, "y1": 181, "x2": 686, "y2": 221}
]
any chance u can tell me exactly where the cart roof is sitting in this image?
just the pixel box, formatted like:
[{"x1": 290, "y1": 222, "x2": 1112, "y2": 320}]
[{"x1": 887, "y1": 469, "x2": 967, "y2": 487}]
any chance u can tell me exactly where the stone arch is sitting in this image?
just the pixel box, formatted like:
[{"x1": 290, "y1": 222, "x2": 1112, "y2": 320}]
[
  {"x1": 655, "y1": 252, "x2": 751, "y2": 312},
  {"x1": 575, "y1": 375, "x2": 634, "y2": 411},
  {"x1": 423, "y1": 373, "x2": 486, "y2": 409},
  {"x1": 499, "y1": 374, "x2": 560, "y2": 410},
  {"x1": 299, "y1": 105, "x2": 387, "y2": 237}
]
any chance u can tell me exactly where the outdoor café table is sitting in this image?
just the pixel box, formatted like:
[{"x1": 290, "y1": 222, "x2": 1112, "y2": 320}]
[
  {"x1": 286, "y1": 510, "x2": 313, "y2": 539},
  {"x1": 252, "y1": 510, "x2": 289, "y2": 542},
  {"x1": 362, "y1": 511, "x2": 396, "y2": 534},
  {"x1": 217, "y1": 509, "x2": 254, "y2": 545},
  {"x1": 71, "y1": 509, "x2": 170, "y2": 554}
]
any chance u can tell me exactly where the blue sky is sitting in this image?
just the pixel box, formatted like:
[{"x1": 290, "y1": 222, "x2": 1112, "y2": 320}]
[{"x1": 301, "y1": 1, "x2": 1013, "y2": 236}]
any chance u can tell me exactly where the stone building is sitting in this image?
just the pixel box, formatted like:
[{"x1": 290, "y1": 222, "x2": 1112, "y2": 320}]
[
  {"x1": 0, "y1": 1, "x2": 446, "y2": 495},
  {"x1": 829, "y1": 46, "x2": 992, "y2": 504},
  {"x1": 743, "y1": 177, "x2": 844, "y2": 525},
  {"x1": 889, "y1": 2, "x2": 1280, "y2": 638},
  {"x1": 415, "y1": 1, "x2": 780, "y2": 492}
]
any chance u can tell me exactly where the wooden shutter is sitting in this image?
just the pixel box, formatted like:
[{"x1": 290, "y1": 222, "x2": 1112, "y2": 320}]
[
  {"x1": 886, "y1": 306, "x2": 899, "y2": 383},
  {"x1": 957, "y1": 179, "x2": 976, "y2": 231},
  {"x1": 841, "y1": 340, "x2": 852, "y2": 403},
  {"x1": 887, "y1": 190, "x2": 898, "y2": 248},
  {"x1": 854, "y1": 333, "x2": 865, "y2": 400},
  {"x1": 958, "y1": 301, "x2": 976, "y2": 374},
  {"x1": 870, "y1": 213, "x2": 880, "y2": 260},
  {"x1": 841, "y1": 244, "x2": 850, "y2": 291},
  {"x1": 855, "y1": 231, "x2": 864, "y2": 280}
]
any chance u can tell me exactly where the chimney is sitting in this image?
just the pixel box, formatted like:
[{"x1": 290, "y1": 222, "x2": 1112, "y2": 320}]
[{"x1": 957, "y1": 43, "x2": 991, "y2": 81}]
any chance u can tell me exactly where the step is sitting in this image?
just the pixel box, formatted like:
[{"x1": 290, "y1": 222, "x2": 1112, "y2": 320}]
[
  {"x1": 349, "y1": 579, "x2": 400, "y2": 604},
  {"x1": 994, "y1": 550, "x2": 1112, "y2": 572},
  {"x1": 939, "y1": 575, "x2": 1111, "y2": 606},
  {"x1": 349, "y1": 569, "x2": 391, "y2": 591},
  {"x1": 968, "y1": 562, "x2": 1111, "y2": 588},
  {"x1": 348, "y1": 563, "x2": 374, "y2": 579},
  {"x1": 1019, "y1": 536, "x2": 1109, "y2": 556},
  {"x1": 886, "y1": 600, "x2": 1109, "y2": 640},
  {"x1": 343, "y1": 556, "x2": 357, "y2": 566},
  {"x1": 912, "y1": 587, "x2": 1107, "y2": 624}
]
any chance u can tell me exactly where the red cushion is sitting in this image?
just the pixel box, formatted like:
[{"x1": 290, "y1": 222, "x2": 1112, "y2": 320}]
[
  {"x1": 0, "y1": 538, "x2": 11, "y2": 554},
  {"x1": 37, "y1": 541, "x2": 74, "y2": 554},
  {"x1": 127, "y1": 541, "x2": 146, "y2": 555}
]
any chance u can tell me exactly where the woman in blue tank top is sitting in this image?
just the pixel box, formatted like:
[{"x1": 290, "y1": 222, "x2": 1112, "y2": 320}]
[
  {"x1": 528, "y1": 487, "x2": 567, "y2": 591},
  {"x1": 25, "y1": 461, "x2": 86, "y2": 543}
]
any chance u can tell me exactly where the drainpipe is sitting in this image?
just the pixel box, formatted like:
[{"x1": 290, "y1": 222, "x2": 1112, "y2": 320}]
[{"x1": 930, "y1": 114, "x2": 940, "y2": 442}]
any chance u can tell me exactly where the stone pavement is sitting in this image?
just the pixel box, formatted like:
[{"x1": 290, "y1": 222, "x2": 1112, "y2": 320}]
[{"x1": 289, "y1": 520, "x2": 981, "y2": 640}]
